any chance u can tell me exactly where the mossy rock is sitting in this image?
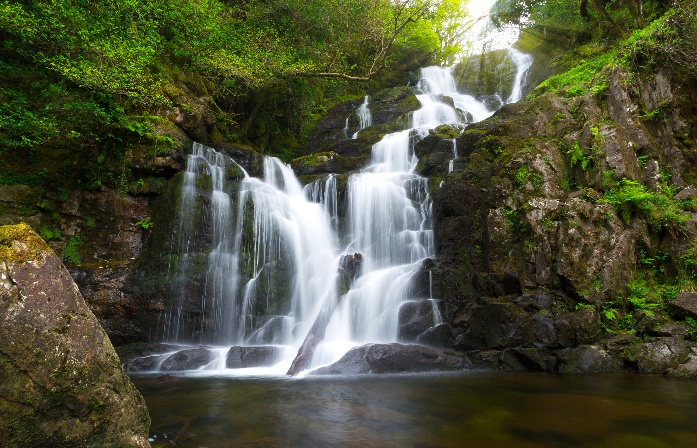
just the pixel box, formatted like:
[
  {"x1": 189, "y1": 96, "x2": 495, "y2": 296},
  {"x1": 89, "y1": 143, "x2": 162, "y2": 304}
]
[
  {"x1": 0, "y1": 223, "x2": 51, "y2": 263},
  {"x1": 0, "y1": 224, "x2": 151, "y2": 447}
]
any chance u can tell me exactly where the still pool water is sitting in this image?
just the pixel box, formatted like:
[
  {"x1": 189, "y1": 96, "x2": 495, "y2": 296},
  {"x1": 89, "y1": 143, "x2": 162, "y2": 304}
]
[{"x1": 132, "y1": 372, "x2": 697, "y2": 447}]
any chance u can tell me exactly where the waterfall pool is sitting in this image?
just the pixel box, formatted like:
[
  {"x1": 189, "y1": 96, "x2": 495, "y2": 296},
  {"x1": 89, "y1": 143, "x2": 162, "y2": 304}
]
[{"x1": 133, "y1": 371, "x2": 697, "y2": 447}]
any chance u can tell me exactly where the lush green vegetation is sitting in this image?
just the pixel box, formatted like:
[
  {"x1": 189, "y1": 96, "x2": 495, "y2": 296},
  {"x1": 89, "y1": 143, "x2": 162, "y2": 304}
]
[{"x1": 1, "y1": 0, "x2": 465, "y2": 189}]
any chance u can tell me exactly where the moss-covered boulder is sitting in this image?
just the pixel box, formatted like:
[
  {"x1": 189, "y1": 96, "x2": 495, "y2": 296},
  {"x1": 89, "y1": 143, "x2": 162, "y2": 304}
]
[{"x1": 0, "y1": 223, "x2": 150, "y2": 447}]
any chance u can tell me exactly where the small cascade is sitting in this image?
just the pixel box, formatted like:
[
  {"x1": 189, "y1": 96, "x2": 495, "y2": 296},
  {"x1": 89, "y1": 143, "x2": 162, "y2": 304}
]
[
  {"x1": 304, "y1": 174, "x2": 339, "y2": 231},
  {"x1": 448, "y1": 139, "x2": 458, "y2": 173},
  {"x1": 429, "y1": 299, "x2": 443, "y2": 326},
  {"x1": 352, "y1": 95, "x2": 372, "y2": 139},
  {"x1": 506, "y1": 48, "x2": 534, "y2": 104},
  {"x1": 416, "y1": 66, "x2": 494, "y2": 123}
]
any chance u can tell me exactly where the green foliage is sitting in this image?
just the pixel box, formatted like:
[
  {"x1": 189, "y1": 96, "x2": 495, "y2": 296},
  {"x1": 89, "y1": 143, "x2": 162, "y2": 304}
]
[
  {"x1": 492, "y1": 0, "x2": 670, "y2": 45},
  {"x1": 534, "y1": 51, "x2": 617, "y2": 98},
  {"x1": 602, "y1": 179, "x2": 688, "y2": 229},
  {"x1": 63, "y1": 235, "x2": 84, "y2": 265},
  {"x1": 685, "y1": 318, "x2": 697, "y2": 340},
  {"x1": 38, "y1": 227, "x2": 61, "y2": 241},
  {"x1": 567, "y1": 142, "x2": 592, "y2": 170},
  {"x1": 135, "y1": 217, "x2": 153, "y2": 230},
  {"x1": 501, "y1": 207, "x2": 529, "y2": 241},
  {"x1": 514, "y1": 166, "x2": 542, "y2": 191},
  {"x1": 620, "y1": 4, "x2": 697, "y2": 77}
]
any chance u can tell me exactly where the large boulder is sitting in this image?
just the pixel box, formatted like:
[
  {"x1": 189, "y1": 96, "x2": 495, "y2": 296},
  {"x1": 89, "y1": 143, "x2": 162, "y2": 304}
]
[
  {"x1": 636, "y1": 337, "x2": 692, "y2": 374},
  {"x1": 160, "y1": 348, "x2": 216, "y2": 371},
  {"x1": 226, "y1": 346, "x2": 283, "y2": 368},
  {"x1": 667, "y1": 292, "x2": 697, "y2": 320},
  {"x1": 311, "y1": 343, "x2": 470, "y2": 375},
  {"x1": 0, "y1": 223, "x2": 150, "y2": 447}
]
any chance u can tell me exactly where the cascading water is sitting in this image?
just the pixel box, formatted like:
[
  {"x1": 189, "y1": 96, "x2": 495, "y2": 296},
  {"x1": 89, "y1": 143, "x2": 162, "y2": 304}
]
[
  {"x1": 164, "y1": 142, "x2": 240, "y2": 344},
  {"x1": 158, "y1": 51, "x2": 532, "y2": 376},
  {"x1": 352, "y1": 95, "x2": 372, "y2": 139},
  {"x1": 506, "y1": 48, "x2": 534, "y2": 104}
]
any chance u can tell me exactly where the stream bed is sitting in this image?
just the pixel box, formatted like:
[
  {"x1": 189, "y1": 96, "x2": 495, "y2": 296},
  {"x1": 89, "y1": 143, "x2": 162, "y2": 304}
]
[{"x1": 133, "y1": 371, "x2": 697, "y2": 447}]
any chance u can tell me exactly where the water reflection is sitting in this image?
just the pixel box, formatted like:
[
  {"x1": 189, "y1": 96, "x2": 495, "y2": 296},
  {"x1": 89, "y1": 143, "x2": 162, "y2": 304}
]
[{"x1": 132, "y1": 372, "x2": 697, "y2": 447}]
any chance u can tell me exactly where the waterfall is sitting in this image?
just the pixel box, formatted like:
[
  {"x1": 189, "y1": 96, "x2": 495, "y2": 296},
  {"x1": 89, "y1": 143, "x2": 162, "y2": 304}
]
[
  {"x1": 506, "y1": 48, "x2": 534, "y2": 103},
  {"x1": 448, "y1": 139, "x2": 458, "y2": 173},
  {"x1": 161, "y1": 50, "x2": 532, "y2": 374},
  {"x1": 164, "y1": 143, "x2": 242, "y2": 344},
  {"x1": 416, "y1": 66, "x2": 494, "y2": 123},
  {"x1": 352, "y1": 95, "x2": 372, "y2": 139}
]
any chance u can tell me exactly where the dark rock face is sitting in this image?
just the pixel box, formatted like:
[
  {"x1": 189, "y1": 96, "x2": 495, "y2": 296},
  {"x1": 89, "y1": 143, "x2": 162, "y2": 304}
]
[
  {"x1": 416, "y1": 323, "x2": 454, "y2": 348},
  {"x1": 398, "y1": 300, "x2": 438, "y2": 342},
  {"x1": 226, "y1": 346, "x2": 283, "y2": 368},
  {"x1": 418, "y1": 58, "x2": 697, "y2": 376},
  {"x1": 0, "y1": 224, "x2": 150, "y2": 447},
  {"x1": 311, "y1": 343, "x2": 470, "y2": 375}
]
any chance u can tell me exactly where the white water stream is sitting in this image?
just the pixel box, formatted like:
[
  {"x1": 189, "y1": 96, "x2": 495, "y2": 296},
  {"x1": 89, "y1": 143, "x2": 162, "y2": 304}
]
[{"x1": 162, "y1": 55, "x2": 532, "y2": 375}]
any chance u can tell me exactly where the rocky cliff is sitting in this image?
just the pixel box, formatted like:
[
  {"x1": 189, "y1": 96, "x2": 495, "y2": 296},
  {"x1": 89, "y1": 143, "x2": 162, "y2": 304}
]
[{"x1": 0, "y1": 223, "x2": 150, "y2": 447}]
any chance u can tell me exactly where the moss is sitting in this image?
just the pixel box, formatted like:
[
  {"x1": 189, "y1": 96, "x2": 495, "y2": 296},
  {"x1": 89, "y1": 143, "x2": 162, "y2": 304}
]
[
  {"x1": 63, "y1": 235, "x2": 84, "y2": 265},
  {"x1": 293, "y1": 151, "x2": 340, "y2": 168},
  {"x1": 0, "y1": 223, "x2": 52, "y2": 263}
]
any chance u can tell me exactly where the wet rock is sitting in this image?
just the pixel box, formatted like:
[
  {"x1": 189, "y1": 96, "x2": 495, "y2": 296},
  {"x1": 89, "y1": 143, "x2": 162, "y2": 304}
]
[
  {"x1": 667, "y1": 292, "x2": 697, "y2": 320},
  {"x1": 455, "y1": 301, "x2": 557, "y2": 350},
  {"x1": 311, "y1": 343, "x2": 470, "y2": 375},
  {"x1": 303, "y1": 86, "x2": 420, "y2": 156},
  {"x1": 647, "y1": 322, "x2": 689, "y2": 338},
  {"x1": 247, "y1": 316, "x2": 290, "y2": 345},
  {"x1": 502, "y1": 348, "x2": 557, "y2": 371},
  {"x1": 674, "y1": 185, "x2": 697, "y2": 200},
  {"x1": 123, "y1": 354, "x2": 169, "y2": 373},
  {"x1": 554, "y1": 307, "x2": 602, "y2": 347},
  {"x1": 636, "y1": 337, "x2": 691, "y2": 374},
  {"x1": 556, "y1": 345, "x2": 625, "y2": 373},
  {"x1": 226, "y1": 346, "x2": 283, "y2": 368},
  {"x1": 0, "y1": 185, "x2": 43, "y2": 227},
  {"x1": 0, "y1": 224, "x2": 150, "y2": 447},
  {"x1": 667, "y1": 349, "x2": 697, "y2": 379},
  {"x1": 466, "y1": 350, "x2": 504, "y2": 370},
  {"x1": 416, "y1": 323, "x2": 454, "y2": 348},
  {"x1": 116, "y1": 342, "x2": 185, "y2": 364},
  {"x1": 160, "y1": 348, "x2": 215, "y2": 371},
  {"x1": 414, "y1": 134, "x2": 459, "y2": 159},
  {"x1": 337, "y1": 252, "x2": 363, "y2": 295},
  {"x1": 604, "y1": 334, "x2": 643, "y2": 357},
  {"x1": 398, "y1": 300, "x2": 437, "y2": 342},
  {"x1": 416, "y1": 152, "x2": 452, "y2": 177}
]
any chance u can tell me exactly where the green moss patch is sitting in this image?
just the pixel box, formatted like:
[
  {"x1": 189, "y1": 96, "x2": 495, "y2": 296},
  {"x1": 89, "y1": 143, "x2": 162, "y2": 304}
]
[{"x1": 0, "y1": 223, "x2": 51, "y2": 263}]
